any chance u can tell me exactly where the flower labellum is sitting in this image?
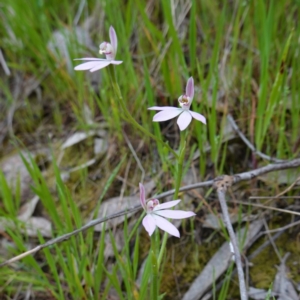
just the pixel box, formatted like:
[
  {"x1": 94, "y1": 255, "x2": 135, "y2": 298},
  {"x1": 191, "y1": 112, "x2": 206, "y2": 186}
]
[
  {"x1": 74, "y1": 26, "x2": 122, "y2": 72},
  {"x1": 139, "y1": 183, "x2": 196, "y2": 237},
  {"x1": 148, "y1": 77, "x2": 206, "y2": 131}
]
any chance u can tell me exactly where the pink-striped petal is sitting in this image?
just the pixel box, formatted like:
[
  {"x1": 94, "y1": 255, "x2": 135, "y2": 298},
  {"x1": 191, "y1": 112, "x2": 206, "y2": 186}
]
[
  {"x1": 109, "y1": 26, "x2": 118, "y2": 57},
  {"x1": 142, "y1": 214, "x2": 156, "y2": 236},
  {"x1": 154, "y1": 210, "x2": 196, "y2": 219},
  {"x1": 153, "y1": 200, "x2": 181, "y2": 211},
  {"x1": 153, "y1": 109, "x2": 182, "y2": 122},
  {"x1": 110, "y1": 60, "x2": 123, "y2": 65},
  {"x1": 152, "y1": 214, "x2": 180, "y2": 237},
  {"x1": 75, "y1": 61, "x2": 106, "y2": 71},
  {"x1": 190, "y1": 111, "x2": 206, "y2": 124},
  {"x1": 148, "y1": 106, "x2": 181, "y2": 111},
  {"x1": 139, "y1": 183, "x2": 146, "y2": 210},
  {"x1": 89, "y1": 61, "x2": 111, "y2": 72},
  {"x1": 186, "y1": 77, "x2": 194, "y2": 100},
  {"x1": 177, "y1": 110, "x2": 192, "y2": 131}
]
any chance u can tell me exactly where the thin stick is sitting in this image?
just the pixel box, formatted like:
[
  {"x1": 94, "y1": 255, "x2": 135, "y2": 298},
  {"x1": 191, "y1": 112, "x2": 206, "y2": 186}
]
[
  {"x1": 0, "y1": 207, "x2": 141, "y2": 267},
  {"x1": 249, "y1": 196, "x2": 300, "y2": 200},
  {"x1": 0, "y1": 49, "x2": 11, "y2": 76},
  {"x1": 261, "y1": 219, "x2": 300, "y2": 234},
  {"x1": 274, "y1": 175, "x2": 300, "y2": 197},
  {"x1": 216, "y1": 189, "x2": 248, "y2": 300},
  {"x1": 227, "y1": 115, "x2": 286, "y2": 163},
  {"x1": 232, "y1": 200, "x2": 300, "y2": 216},
  {"x1": 123, "y1": 131, "x2": 145, "y2": 182},
  {"x1": 262, "y1": 218, "x2": 282, "y2": 261},
  {"x1": 1, "y1": 157, "x2": 300, "y2": 267}
]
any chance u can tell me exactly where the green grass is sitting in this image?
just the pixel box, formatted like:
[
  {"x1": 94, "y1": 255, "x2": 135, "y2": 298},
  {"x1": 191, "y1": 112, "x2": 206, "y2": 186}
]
[{"x1": 0, "y1": 0, "x2": 299, "y2": 299}]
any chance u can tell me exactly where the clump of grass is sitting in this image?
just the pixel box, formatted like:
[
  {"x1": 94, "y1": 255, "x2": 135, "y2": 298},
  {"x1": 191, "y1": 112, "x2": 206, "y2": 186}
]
[{"x1": 0, "y1": 0, "x2": 299, "y2": 299}]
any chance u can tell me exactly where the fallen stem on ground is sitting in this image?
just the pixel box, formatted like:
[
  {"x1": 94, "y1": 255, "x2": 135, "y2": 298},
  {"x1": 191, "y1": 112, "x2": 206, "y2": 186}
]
[
  {"x1": 217, "y1": 189, "x2": 248, "y2": 300},
  {"x1": 1, "y1": 157, "x2": 300, "y2": 267}
]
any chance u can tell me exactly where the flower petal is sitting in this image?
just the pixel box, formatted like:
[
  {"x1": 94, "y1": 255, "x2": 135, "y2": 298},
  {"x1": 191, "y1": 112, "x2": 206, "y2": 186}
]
[
  {"x1": 190, "y1": 111, "x2": 206, "y2": 125},
  {"x1": 74, "y1": 61, "x2": 105, "y2": 71},
  {"x1": 74, "y1": 58, "x2": 107, "y2": 61},
  {"x1": 154, "y1": 210, "x2": 196, "y2": 219},
  {"x1": 177, "y1": 110, "x2": 192, "y2": 131},
  {"x1": 186, "y1": 77, "x2": 194, "y2": 100},
  {"x1": 152, "y1": 109, "x2": 182, "y2": 122},
  {"x1": 109, "y1": 26, "x2": 118, "y2": 57},
  {"x1": 153, "y1": 200, "x2": 181, "y2": 211},
  {"x1": 142, "y1": 214, "x2": 156, "y2": 236},
  {"x1": 152, "y1": 214, "x2": 180, "y2": 237},
  {"x1": 89, "y1": 61, "x2": 111, "y2": 72},
  {"x1": 148, "y1": 106, "x2": 181, "y2": 111},
  {"x1": 139, "y1": 183, "x2": 146, "y2": 210},
  {"x1": 110, "y1": 60, "x2": 123, "y2": 65}
]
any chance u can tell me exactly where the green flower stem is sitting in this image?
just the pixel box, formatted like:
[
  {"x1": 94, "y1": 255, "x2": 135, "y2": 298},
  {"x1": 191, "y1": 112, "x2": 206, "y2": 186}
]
[
  {"x1": 157, "y1": 130, "x2": 187, "y2": 267},
  {"x1": 107, "y1": 65, "x2": 178, "y2": 159},
  {"x1": 151, "y1": 232, "x2": 159, "y2": 300},
  {"x1": 174, "y1": 130, "x2": 187, "y2": 199}
]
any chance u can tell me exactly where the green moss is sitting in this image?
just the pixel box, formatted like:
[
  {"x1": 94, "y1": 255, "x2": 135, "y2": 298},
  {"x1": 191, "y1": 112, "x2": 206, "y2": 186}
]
[
  {"x1": 159, "y1": 233, "x2": 224, "y2": 299},
  {"x1": 156, "y1": 214, "x2": 300, "y2": 299},
  {"x1": 248, "y1": 214, "x2": 300, "y2": 289}
]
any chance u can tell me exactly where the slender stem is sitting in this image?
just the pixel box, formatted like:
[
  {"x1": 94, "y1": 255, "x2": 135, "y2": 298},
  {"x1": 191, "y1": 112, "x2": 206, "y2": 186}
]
[
  {"x1": 157, "y1": 130, "x2": 187, "y2": 266},
  {"x1": 151, "y1": 232, "x2": 159, "y2": 300},
  {"x1": 174, "y1": 131, "x2": 187, "y2": 198},
  {"x1": 107, "y1": 65, "x2": 178, "y2": 158},
  {"x1": 217, "y1": 189, "x2": 248, "y2": 300}
]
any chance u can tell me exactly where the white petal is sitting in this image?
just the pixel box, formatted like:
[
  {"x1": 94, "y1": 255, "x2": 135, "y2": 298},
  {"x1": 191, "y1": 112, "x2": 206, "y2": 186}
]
[
  {"x1": 142, "y1": 215, "x2": 156, "y2": 236},
  {"x1": 89, "y1": 61, "x2": 111, "y2": 72},
  {"x1": 153, "y1": 109, "x2": 182, "y2": 122},
  {"x1": 74, "y1": 61, "x2": 104, "y2": 70},
  {"x1": 154, "y1": 210, "x2": 196, "y2": 219},
  {"x1": 177, "y1": 110, "x2": 192, "y2": 130},
  {"x1": 153, "y1": 200, "x2": 181, "y2": 211},
  {"x1": 152, "y1": 214, "x2": 180, "y2": 237},
  {"x1": 74, "y1": 58, "x2": 107, "y2": 61},
  {"x1": 148, "y1": 106, "x2": 181, "y2": 111},
  {"x1": 110, "y1": 60, "x2": 123, "y2": 65},
  {"x1": 190, "y1": 111, "x2": 206, "y2": 124}
]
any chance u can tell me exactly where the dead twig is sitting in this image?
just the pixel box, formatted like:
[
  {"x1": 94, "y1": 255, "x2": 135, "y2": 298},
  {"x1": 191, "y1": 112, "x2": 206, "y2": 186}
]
[
  {"x1": 227, "y1": 115, "x2": 286, "y2": 163},
  {"x1": 214, "y1": 175, "x2": 248, "y2": 300},
  {"x1": 0, "y1": 206, "x2": 141, "y2": 267},
  {"x1": 123, "y1": 131, "x2": 145, "y2": 182},
  {"x1": 0, "y1": 49, "x2": 11, "y2": 76},
  {"x1": 274, "y1": 175, "x2": 300, "y2": 198},
  {"x1": 1, "y1": 157, "x2": 300, "y2": 267},
  {"x1": 261, "y1": 219, "x2": 300, "y2": 234},
  {"x1": 233, "y1": 200, "x2": 300, "y2": 217},
  {"x1": 262, "y1": 218, "x2": 282, "y2": 261}
]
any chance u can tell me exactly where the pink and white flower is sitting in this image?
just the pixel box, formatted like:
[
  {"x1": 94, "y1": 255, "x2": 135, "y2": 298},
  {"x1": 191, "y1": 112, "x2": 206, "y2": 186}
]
[
  {"x1": 74, "y1": 26, "x2": 122, "y2": 72},
  {"x1": 139, "y1": 183, "x2": 196, "y2": 237},
  {"x1": 148, "y1": 77, "x2": 206, "y2": 131}
]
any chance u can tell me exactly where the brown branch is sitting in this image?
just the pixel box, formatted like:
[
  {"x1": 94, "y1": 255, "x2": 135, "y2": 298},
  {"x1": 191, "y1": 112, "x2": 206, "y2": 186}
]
[{"x1": 1, "y1": 158, "x2": 300, "y2": 267}]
